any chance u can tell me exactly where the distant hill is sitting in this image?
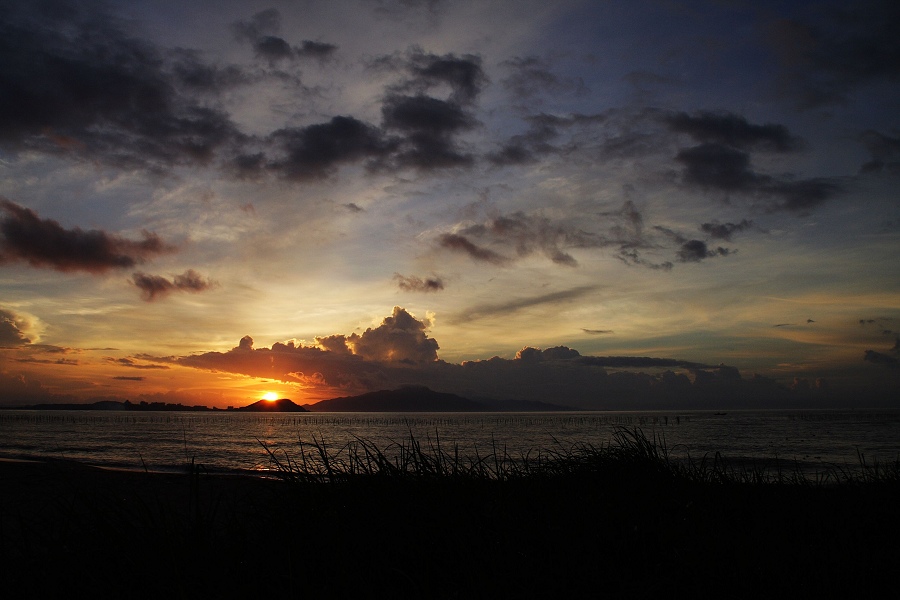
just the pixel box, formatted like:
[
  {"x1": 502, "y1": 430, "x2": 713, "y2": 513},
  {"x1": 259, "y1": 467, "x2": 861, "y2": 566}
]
[
  {"x1": 307, "y1": 386, "x2": 484, "y2": 412},
  {"x1": 236, "y1": 398, "x2": 308, "y2": 412}
]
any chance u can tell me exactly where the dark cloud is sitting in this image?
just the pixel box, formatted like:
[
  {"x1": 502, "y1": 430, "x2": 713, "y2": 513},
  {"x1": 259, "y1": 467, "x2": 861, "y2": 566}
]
[
  {"x1": 15, "y1": 357, "x2": 78, "y2": 366},
  {"x1": 858, "y1": 130, "x2": 900, "y2": 174},
  {"x1": 403, "y1": 50, "x2": 486, "y2": 105},
  {"x1": 232, "y1": 8, "x2": 336, "y2": 64},
  {"x1": 665, "y1": 111, "x2": 800, "y2": 151},
  {"x1": 676, "y1": 143, "x2": 759, "y2": 190},
  {"x1": 132, "y1": 269, "x2": 215, "y2": 301},
  {"x1": 581, "y1": 329, "x2": 613, "y2": 335},
  {"x1": 700, "y1": 220, "x2": 754, "y2": 241},
  {"x1": 295, "y1": 40, "x2": 338, "y2": 61},
  {"x1": 112, "y1": 376, "x2": 145, "y2": 381},
  {"x1": 106, "y1": 357, "x2": 170, "y2": 370},
  {"x1": 0, "y1": 308, "x2": 31, "y2": 345},
  {"x1": 500, "y1": 56, "x2": 587, "y2": 99},
  {"x1": 231, "y1": 152, "x2": 267, "y2": 179},
  {"x1": 382, "y1": 94, "x2": 475, "y2": 135},
  {"x1": 447, "y1": 211, "x2": 600, "y2": 267},
  {"x1": 675, "y1": 144, "x2": 842, "y2": 213},
  {"x1": 450, "y1": 285, "x2": 598, "y2": 324},
  {"x1": 763, "y1": 178, "x2": 843, "y2": 213},
  {"x1": 254, "y1": 35, "x2": 294, "y2": 62},
  {"x1": 487, "y1": 112, "x2": 605, "y2": 166},
  {"x1": 381, "y1": 94, "x2": 476, "y2": 170},
  {"x1": 438, "y1": 233, "x2": 510, "y2": 265},
  {"x1": 0, "y1": 2, "x2": 243, "y2": 170},
  {"x1": 576, "y1": 355, "x2": 710, "y2": 369},
  {"x1": 677, "y1": 240, "x2": 732, "y2": 262},
  {"x1": 767, "y1": 1, "x2": 900, "y2": 108},
  {"x1": 231, "y1": 8, "x2": 282, "y2": 41},
  {"x1": 614, "y1": 248, "x2": 674, "y2": 271},
  {"x1": 167, "y1": 48, "x2": 250, "y2": 94},
  {"x1": 1, "y1": 199, "x2": 172, "y2": 273},
  {"x1": 394, "y1": 273, "x2": 445, "y2": 292},
  {"x1": 268, "y1": 116, "x2": 395, "y2": 180}
]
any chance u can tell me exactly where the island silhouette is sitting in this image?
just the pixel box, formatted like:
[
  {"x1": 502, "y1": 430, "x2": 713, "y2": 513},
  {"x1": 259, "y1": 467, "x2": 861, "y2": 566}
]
[{"x1": 235, "y1": 398, "x2": 307, "y2": 412}]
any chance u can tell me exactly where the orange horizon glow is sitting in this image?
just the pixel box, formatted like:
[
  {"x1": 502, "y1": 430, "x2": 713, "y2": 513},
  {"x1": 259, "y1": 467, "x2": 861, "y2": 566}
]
[{"x1": 261, "y1": 392, "x2": 279, "y2": 401}]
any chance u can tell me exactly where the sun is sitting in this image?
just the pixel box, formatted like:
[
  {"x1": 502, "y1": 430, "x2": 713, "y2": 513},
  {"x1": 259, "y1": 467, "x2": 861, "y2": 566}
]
[{"x1": 261, "y1": 392, "x2": 279, "y2": 401}]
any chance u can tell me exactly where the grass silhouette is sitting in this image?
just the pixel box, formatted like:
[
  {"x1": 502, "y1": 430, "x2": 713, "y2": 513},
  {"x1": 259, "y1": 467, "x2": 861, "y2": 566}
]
[{"x1": 2, "y1": 427, "x2": 898, "y2": 598}]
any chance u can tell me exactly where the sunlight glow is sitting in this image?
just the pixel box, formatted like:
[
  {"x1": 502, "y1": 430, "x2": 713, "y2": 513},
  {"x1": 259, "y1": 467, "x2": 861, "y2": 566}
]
[{"x1": 261, "y1": 392, "x2": 279, "y2": 401}]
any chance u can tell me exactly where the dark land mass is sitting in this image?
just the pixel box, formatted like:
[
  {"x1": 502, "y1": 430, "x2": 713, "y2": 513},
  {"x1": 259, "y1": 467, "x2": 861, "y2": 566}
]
[
  {"x1": 305, "y1": 385, "x2": 575, "y2": 412},
  {"x1": 17, "y1": 400, "x2": 219, "y2": 411},
  {"x1": 1, "y1": 438, "x2": 898, "y2": 599},
  {"x1": 6, "y1": 387, "x2": 572, "y2": 412},
  {"x1": 307, "y1": 385, "x2": 484, "y2": 412},
  {"x1": 233, "y1": 398, "x2": 307, "y2": 412}
]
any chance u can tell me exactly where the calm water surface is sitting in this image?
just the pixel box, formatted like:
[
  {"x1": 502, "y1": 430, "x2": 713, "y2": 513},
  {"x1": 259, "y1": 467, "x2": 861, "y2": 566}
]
[{"x1": 2, "y1": 409, "x2": 899, "y2": 476}]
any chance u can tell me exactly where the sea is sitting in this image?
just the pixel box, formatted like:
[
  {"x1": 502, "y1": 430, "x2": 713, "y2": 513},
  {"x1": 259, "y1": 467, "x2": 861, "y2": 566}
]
[{"x1": 2, "y1": 409, "x2": 899, "y2": 478}]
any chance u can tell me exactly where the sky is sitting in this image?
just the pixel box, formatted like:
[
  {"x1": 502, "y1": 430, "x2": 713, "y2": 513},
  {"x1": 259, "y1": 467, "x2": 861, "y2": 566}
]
[{"x1": 1, "y1": 0, "x2": 899, "y2": 409}]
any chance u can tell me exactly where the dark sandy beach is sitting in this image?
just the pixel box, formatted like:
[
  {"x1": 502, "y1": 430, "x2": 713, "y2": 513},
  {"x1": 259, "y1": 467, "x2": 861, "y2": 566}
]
[{"x1": 2, "y1": 453, "x2": 898, "y2": 599}]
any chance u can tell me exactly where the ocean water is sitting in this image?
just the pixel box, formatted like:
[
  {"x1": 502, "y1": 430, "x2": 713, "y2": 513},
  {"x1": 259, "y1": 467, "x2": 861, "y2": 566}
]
[{"x1": 1, "y1": 409, "x2": 899, "y2": 477}]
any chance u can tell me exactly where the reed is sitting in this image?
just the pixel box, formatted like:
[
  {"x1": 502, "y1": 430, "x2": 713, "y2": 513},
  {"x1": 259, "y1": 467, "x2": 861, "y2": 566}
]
[{"x1": 259, "y1": 426, "x2": 900, "y2": 486}]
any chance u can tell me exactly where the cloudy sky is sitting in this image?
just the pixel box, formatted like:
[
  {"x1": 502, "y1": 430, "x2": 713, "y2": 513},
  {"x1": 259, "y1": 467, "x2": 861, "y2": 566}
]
[{"x1": 1, "y1": 0, "x2": 898, "y2": 408}]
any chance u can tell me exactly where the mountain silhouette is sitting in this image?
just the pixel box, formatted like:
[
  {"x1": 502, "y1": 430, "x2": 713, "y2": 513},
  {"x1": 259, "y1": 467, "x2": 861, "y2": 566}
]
[
  {"x1": 308, "y1": 385, "x2": 483, "y2": 412},
  {"x1": 236, "y1": 398, "x2": 308, "y2": 412}
]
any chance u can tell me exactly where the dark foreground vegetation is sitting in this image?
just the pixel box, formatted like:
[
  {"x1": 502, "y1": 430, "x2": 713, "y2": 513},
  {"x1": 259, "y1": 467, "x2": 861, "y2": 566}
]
[{"x1": 2, "y1": 429, "x2": 898, "y2": 599}]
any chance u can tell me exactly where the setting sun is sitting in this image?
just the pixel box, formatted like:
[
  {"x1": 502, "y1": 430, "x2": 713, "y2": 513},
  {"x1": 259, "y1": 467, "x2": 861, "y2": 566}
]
[{"x1": 261, "y1": 392, "x2": 279, "y2": 401}]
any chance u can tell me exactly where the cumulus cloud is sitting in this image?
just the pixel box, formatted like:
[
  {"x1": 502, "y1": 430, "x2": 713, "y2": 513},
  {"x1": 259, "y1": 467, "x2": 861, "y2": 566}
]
[
  {"x1": 132, "y1": 270, "x2": 215, "y2": 301},
  {"x1": 394, "y1": 273, "x2": 445, "y2": 292},
  {"x1": 346, "y1": 306, "x2": 439, "y2": 363},
  {"x1": 0, "y1": 308, "x2": 32, "y2": 345},
  {"x1": 161, "y1": 307, "x2": 439, "y2": 395},
  {"x1": 143, "y1": 306, "x2": 840, "y2": 408},
  {"x1": 1, "y1": 199, "x2": 173, "y2": 273}
]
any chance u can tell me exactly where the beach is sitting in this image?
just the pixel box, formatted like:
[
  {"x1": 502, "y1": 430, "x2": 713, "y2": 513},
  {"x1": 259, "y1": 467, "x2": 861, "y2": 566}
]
[{"x1": 3, "y1": 438, "x2": 899, "y2": 598}]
